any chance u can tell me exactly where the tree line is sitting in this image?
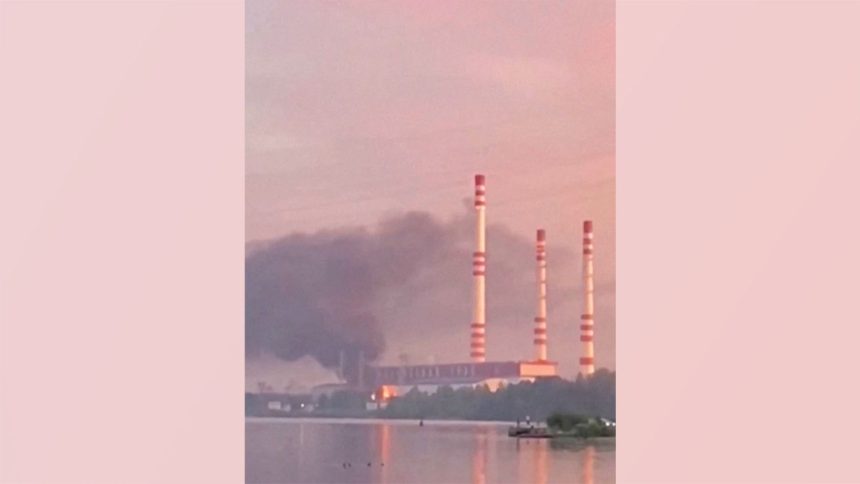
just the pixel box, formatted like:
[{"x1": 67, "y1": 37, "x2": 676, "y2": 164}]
[
  {"x1": 379, "y1": 369, "x2": 615, "y2": 421},
  {"x1": 246, "y1": 369, "x2": 615, "y2": 422}
]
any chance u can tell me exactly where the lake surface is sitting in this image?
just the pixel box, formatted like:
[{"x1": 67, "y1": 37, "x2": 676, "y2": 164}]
[{"x1": 247, "y1": 418, "x2": 615, "y2": 483}]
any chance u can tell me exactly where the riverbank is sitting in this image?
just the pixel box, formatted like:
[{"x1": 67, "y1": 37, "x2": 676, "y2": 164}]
[
  {"x1": 246, "y1": 408, "x2": 536, "y2": 423},
  {"x1": 246, "y1": 416, "x2": 514, "y2": 426},
  {"x1": 508, "y1": 426, "x2": 617, "y2": 442}
]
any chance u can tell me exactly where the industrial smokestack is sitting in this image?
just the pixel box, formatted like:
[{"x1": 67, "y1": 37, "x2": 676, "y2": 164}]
[
  {"x1": 470, "y1": 174, "x2": 487, "y2": 363},
  {"x1": 580, "y1": 220, "x2": 595, "y2": 376},
  {"x1": 534, "y1": 229, "x2": 548, "y2": 361}
]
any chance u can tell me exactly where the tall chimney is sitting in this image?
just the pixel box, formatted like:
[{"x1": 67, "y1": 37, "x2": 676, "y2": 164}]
[
  {"x1": 534, "y1": 229, "x2": 548, "y2": 361},
  {"x1": 470, "y1": 174, "x2": 487, "y2": 363},
  {"x1": 580, "y1": 220, "x2": 596, "y2": 376}
]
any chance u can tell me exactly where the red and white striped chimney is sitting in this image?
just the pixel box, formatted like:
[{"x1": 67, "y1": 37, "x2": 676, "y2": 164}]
[
  {"x1": 534, "y1": 229, "x2": 548, "y2": 361},
  {"x1": 580, "y1": 220, "x2": 595, "y2": 376},
  {"x1": 470, "y1": 174, "x2": 487, "y2": 363}
]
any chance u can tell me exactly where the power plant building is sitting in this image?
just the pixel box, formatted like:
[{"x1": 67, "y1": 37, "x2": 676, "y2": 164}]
[{"x1": 364, "y1": 174, "x2": 572, "y2": 403}]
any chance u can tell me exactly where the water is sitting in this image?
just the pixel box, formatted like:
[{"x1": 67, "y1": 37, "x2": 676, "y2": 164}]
[{"x1": 247, "y1": 418, "x2": 615, "y2": 484}]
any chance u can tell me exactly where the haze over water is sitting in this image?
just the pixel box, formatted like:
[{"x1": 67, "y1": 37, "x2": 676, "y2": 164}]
[{"x1": 247, "y1": 418, "x2": 615, "y2": 483}]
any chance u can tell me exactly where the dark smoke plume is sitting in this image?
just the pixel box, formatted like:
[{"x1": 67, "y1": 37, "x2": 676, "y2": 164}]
[
  {"x1": 246, "y1": 211, "x2": 457, "y2": 369},
  {"x1": 246, "y1": 209, "x2": 588, "y2": 373}
]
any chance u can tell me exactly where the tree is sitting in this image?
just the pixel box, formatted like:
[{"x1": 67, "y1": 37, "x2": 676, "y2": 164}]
[{"x1": 380, "y1": 373, "x2": 616, "y2": 422}]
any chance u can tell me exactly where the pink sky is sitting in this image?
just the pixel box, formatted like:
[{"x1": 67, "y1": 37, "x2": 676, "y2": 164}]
[{"x1": 246, "y1": 1, "x2": 614, "y2": 384}]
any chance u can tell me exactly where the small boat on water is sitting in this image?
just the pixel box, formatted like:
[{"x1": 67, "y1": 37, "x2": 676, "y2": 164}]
[
  {"x1": 508, "y1": 417, "x2": 553, "y2": 438},
  {"x1": 508, "y1": 426, "x2": 552, "y2": 438}
]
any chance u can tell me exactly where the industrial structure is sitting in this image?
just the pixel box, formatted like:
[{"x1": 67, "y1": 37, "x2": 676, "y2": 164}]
[
  {"x1": 307, "y1": 174, "x2": 599, "y2": 405},
  {"x1": 364, "y1": 173, "x2": 603, "y2": 406},
  {"x1": 579, "y1": 220, "x2": 596, "y2": 376},
  {"x1": 471, "y1": 174, "x2": 488, "y2": 363},
  {"x1": 534, "y1": 228, "x2": 548, "y2": 362}
]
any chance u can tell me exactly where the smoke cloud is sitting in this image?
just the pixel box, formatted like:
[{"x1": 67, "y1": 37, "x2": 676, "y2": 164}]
[
  {"x1": 246, "y1": 208, "x2": 609, "y2": 377},
  {"x1": 246, "y1": 211, "x2": 457, "y2": 368}
]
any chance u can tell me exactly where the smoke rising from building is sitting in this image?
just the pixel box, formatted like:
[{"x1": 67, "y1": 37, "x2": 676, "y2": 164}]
[
  {"x1": 246, "y1": 208, "x2": 611, "y2": 380},
  {"x1": 246, "y1": 211, "x2": 452, "y2": 369}
]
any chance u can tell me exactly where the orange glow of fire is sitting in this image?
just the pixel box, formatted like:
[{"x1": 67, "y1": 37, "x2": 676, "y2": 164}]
[{"x1": 375, "y1": 385, "x2": 397, "y2": 402}]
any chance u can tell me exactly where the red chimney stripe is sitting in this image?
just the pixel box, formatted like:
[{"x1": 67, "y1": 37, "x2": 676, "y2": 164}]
[
  {"x1": 580, "y1": 335, "x2": 593, "y2": 342},
  {"x1": 579, "y1": 357, "x2": 594, "y2": 365},
  {"x1": 583, "y1": 249, "x2": 593, "y2": 255},
  {"x1": 533, "y1": 328, "x2": 547, "y2": 335},
  {"x1": 580, "y1": 324, "x2": 594, "y2": 331},
  {"x1": 581, "y1": 314, "x2": 593, "y2": 320},
  {"x1": 474, "y1": 201, "x2": 486, "y2": 207},
  {"x1": 470, "y1": 352, "x2": 486, "y2": 358},
  {"x1": 470, "y1": 342, "x2": 485, "y2": 349},
  {"x1": 534, "y1": 317, "x2": 546, "y2": 322},
  {"x1": 533, "y1": 338, "x2": 547, "y2": 344},
  {"x1": 472, "y1": 271, "x2": 485, "y2": 276},
  {"x1": 470, "y1": 323, "x2": 486, "y2": 329}
]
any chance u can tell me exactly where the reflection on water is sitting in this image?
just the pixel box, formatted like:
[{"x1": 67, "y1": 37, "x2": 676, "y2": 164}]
[
  {"x1": 471, "y1": 426, "x2": 487, "y2": 484},
  {"x1": 583, "y1": 444, "x2": 595, "y2": 484},
  {"x1": 378, "y1": 422, "x2": 390, "y2": 483},
  {"x1": 247, "y1": 418, "x2": 614, "y2": 484},
  {"x1": 533, "y1": 435, "x2": 548, "y2": 484}
]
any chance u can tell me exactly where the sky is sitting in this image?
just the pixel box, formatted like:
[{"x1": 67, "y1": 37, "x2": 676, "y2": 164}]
[{"x1": 246, "y1": 1, "x2": 614, "y2": 389}]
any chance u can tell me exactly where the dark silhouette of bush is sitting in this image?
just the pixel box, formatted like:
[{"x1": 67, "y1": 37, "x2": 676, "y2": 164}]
[
  {"x1": 547, "y1": 412, "x2": 588, "y2": 431},
  {"x1": 574, "y1": 419, "x2": 615, "y2": 438}
]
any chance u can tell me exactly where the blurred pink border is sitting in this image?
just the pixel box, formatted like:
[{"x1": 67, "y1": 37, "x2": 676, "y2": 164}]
[
  {"x1": 0, "y1": 1, "x2": 244, "y2": 482},
  {"x1": 618, "y1": 1, "x2": 860, "y2": 482}
]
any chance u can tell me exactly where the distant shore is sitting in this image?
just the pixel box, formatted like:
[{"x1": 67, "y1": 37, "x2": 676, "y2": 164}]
[
  {"x1": 246, "y1": 415, "x2": 513, "y2": 426},
  {"x1": 246, "y1": 416, "x2": 617, "y2": 442},
  {"x1": 245, "y1": 407, "x2": 520, "y2": 422}
]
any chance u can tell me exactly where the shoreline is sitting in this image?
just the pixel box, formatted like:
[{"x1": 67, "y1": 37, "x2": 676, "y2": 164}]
[{"x1": 246, "y1": 416, "x2": 517, "y2": 426}]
